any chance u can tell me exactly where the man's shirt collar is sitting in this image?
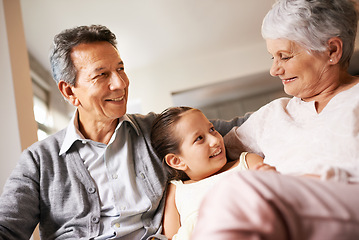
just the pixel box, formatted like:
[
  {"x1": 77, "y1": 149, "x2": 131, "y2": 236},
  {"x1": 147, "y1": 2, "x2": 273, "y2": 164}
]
[{"x1": 59, "y1": 111, "x2": 139, "y2": 156}]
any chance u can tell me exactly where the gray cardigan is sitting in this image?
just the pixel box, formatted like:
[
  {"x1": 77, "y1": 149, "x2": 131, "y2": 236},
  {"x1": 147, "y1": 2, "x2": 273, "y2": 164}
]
[{"x1": 0, "y1": 112, "x2": 249, "y2": 240}]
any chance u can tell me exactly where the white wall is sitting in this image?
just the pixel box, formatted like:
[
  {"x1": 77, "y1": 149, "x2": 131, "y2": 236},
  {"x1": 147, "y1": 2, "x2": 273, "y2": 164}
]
[
  {"x1": 0, "y1": 0, "x2": 22, "y2": 192},
  {"x1": 128, "y1": 41, "x2": 272, "y2": 114},
  {"x1": 126, "y1": 21, "x2": 359, "y2": 115},
  {"x1": 129, "y1": 27, "x2": 359, "y2": 115},
  {"x1": 2, "y1": 1, "x2": 39, "y2": 238},
  {"x1": 0, "y1": 0, "x2": 38, "y2": 192}
]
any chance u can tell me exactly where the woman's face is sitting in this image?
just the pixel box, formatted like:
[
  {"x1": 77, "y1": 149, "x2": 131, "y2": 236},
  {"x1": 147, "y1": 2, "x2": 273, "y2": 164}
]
[
  {"x1": 266, "y1": 38, "x2": 331, "y2": 100},
  {"x1": 174, "y1": 110, "x2": 227, "y2": 181}
]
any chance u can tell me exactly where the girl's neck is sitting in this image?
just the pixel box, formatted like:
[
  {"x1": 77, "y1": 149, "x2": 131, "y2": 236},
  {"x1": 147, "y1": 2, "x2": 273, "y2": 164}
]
[
  {"x1": 183, "y1": 159, "x2": 239, "y2": 184},
  {"x1": 216, "y1": 159, "x2": 239, "y2": 174}
]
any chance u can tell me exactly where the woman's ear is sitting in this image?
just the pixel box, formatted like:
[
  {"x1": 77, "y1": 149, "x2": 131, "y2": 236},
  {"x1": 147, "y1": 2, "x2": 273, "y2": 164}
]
[
  {"x1": 165, "y1": 154, "x2": 187, "y2": 171},
  {"x1": 58, "y1": 80, "x2": 80, "y2": 107},
  {"x1": 327, "y1": 37, "x2": 343, "y2": 64}
]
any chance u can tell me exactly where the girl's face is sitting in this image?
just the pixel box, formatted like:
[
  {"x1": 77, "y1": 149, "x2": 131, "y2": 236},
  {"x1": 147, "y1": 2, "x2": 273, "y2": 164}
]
[
  {"x1": 266, "y1": 38, "x2": 332, "y2": 101},
  {"x1": 173, "y1": 110, "x2": 227, "y2": 181}
]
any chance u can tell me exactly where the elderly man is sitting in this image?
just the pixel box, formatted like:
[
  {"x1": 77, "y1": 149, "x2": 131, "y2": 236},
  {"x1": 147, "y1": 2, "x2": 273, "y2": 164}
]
[{"x1": 0, "y1": 25, "x2": 248, "y2": 240}]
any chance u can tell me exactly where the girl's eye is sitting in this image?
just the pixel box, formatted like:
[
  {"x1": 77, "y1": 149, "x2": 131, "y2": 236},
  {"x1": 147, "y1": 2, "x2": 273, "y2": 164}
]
[
  {"x1": 209, "y1": 127, "x2": 215, "y2": 133},
  {"x1": 117, "y1": 67, "x2": 124, "y2": 72},
  {"x1": 194, "y1": 136, "x2": 203, "y2": 143}
]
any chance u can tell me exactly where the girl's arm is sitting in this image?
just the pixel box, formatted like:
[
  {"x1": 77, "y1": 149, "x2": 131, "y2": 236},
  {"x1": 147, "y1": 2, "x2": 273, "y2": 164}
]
[
  {"x1": 245, "y1": 153, "x2": 277, "y2": 171},
  {"x1": 162, "y1": 183, "x2": 181, "y2": 239}
]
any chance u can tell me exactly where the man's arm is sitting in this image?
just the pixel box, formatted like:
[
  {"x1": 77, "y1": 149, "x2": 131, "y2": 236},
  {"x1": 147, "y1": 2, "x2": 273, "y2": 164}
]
[
  {"x1": 0, "y1": 149, "x2": 40, "y2": 240},
  {"x1": 210, "y1": 112, "x2": 252, "y2": 137}
]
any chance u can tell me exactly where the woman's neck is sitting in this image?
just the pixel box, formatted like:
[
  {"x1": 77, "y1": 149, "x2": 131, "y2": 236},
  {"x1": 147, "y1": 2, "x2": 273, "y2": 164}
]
[{"x1": 302, "y1": 73, "x2": 359, "y2": 113}]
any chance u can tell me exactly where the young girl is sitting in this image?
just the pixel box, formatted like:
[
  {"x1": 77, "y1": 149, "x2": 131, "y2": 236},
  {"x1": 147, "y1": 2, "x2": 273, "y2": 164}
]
[{"x1": 150, "y1": 106, "x2": 276, "y2": 240}]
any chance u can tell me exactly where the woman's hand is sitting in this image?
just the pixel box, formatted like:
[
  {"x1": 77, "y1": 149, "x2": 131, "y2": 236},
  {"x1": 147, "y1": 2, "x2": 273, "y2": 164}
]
[
  {"x1": 245, "y1": 153, "x2": 277, "y2": 172},
  {"x1": 253, "y1": 163, "x2": 277, "y2": 172}
]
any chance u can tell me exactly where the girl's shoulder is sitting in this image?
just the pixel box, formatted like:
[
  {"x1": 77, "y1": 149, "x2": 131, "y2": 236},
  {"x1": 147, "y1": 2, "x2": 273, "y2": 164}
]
[
  {"x1": 218, "y1": 152, "x2": 249, "y2": 174},
  {"x1": 170, "y1": 180, "x2": 183, "y2": 186}
]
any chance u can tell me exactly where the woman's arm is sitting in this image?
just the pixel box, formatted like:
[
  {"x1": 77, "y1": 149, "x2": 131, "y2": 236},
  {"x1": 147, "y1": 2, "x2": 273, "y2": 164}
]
[{"x1": 162, "y1": 183, "x2": 181, "y2": 239}]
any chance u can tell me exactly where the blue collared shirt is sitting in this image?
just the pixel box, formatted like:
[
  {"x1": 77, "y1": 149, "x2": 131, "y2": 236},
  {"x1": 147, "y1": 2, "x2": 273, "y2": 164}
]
[{"x1": 60, "y1": 111, "x2": 151, "y2": 239}]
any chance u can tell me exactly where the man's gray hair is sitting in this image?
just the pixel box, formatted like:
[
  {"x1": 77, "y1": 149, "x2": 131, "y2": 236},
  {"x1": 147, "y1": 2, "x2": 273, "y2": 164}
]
[{"x1": 50, "y1": 25, "x2": 117, "y2": 85}]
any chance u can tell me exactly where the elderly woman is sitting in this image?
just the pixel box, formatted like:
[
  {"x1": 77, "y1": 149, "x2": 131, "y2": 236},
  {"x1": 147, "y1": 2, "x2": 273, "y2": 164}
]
[
  {"x1": 224, "y1": 0, "x2": 359, "y2": 181},
  {"x1": 191, "y1": 0, "x2": 359, "y2": 239}
]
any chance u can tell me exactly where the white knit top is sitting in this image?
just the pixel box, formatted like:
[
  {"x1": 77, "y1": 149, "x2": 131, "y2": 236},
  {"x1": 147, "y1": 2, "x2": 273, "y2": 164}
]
[
  {"x1": 225, "y1": 83, "x2": 359, "y2": 182},
  {"x1": 170, "y1": 152, "x2": 249, "y2": 240}
]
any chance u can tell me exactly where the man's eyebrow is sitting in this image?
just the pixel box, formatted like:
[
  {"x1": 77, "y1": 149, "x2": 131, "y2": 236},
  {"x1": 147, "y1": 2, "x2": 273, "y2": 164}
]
[
  {"x1": 94, "y1": 67, "x2": 105, "y2": 72},
  {"x1": 93, "y1": 61, "x2": 124, "y2": 72},
  {"x1": 115, "y1": 61, "x2": 124, "y2": 68}
]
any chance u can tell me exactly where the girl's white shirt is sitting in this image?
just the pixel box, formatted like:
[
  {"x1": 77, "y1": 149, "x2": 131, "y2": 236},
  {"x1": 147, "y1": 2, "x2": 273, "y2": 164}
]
[{"x1": 170, "y1": 152, "x2": 249, "y2": 240}]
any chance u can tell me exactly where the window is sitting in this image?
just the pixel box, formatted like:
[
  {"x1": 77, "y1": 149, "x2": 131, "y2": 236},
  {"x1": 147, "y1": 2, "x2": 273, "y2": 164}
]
[{"x1": 31, "y1": 70, "x2": 53, "y2": 141}]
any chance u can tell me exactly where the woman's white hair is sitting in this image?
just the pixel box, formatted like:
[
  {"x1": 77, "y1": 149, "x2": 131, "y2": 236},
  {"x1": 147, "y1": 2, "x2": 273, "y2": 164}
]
[{"x1": 262, "y1": 0, "x2": 358, "y2": 68}]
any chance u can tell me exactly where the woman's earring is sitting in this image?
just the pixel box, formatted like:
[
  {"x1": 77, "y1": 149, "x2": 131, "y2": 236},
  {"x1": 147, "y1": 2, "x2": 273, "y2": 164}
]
[{"x1": 329, "y1": 59, "x2": 333, "y2": 62}]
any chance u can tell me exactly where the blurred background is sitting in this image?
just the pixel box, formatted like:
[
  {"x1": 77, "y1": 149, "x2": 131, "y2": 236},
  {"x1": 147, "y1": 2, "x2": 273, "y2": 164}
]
[
  {"x1": 1, "y1": 1, "x2": 359, "y2": 238},
  {"x1": 19, "y1": 0, "x2": 359, "y2": 139},
  {"x1": 21, "y1": 0, "x2": 285, "y2": 139}
]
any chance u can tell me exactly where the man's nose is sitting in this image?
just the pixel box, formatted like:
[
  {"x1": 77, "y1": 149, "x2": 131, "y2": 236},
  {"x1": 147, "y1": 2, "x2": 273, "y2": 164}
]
[{"x1": 109, "y1": 72, "x2": 128, "y2": 90}]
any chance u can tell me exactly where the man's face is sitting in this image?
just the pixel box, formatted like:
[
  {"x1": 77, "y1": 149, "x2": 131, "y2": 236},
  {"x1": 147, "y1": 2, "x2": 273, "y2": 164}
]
[{"x1": 69, "y1": 41, "x2": 129, "y2": 124}]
